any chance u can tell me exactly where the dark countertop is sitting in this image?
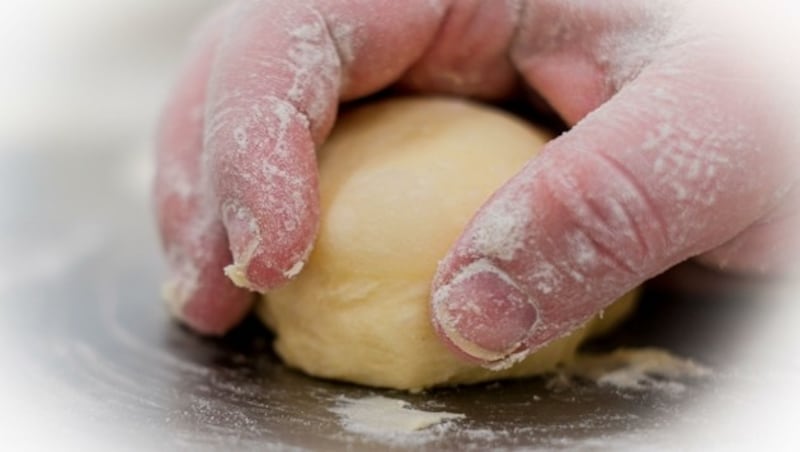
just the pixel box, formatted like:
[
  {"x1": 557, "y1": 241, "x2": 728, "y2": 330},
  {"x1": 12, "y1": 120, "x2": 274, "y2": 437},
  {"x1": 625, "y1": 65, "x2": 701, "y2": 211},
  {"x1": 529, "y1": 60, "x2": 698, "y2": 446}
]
[{"x1": 1, "y1": 147, "x2": 798, "y2": 451}]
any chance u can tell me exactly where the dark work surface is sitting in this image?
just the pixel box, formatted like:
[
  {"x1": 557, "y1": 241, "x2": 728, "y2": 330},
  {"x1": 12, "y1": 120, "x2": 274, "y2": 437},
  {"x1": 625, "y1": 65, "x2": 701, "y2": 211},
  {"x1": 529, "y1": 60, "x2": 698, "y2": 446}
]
[{"x1": 1, "y1": 148, "x2": 797, "y2": 451}]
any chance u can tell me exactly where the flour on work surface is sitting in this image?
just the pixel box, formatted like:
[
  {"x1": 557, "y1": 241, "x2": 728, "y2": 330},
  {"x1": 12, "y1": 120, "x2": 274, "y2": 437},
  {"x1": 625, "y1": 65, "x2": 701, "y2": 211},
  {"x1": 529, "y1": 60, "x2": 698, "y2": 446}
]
[
  {"x1": 552, "y1": 348, "x2": 712, "y2": 396},
  {"x1": 329, "y1": 396, "x2": 464, "y2": 439}
]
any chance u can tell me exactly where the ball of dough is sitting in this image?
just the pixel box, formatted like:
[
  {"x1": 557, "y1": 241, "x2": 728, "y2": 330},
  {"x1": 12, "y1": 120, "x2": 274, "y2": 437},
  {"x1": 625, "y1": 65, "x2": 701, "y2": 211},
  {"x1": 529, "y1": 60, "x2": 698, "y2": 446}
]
[{"x1": 257, "y1": 97, "x2": 636, "y2": 391}]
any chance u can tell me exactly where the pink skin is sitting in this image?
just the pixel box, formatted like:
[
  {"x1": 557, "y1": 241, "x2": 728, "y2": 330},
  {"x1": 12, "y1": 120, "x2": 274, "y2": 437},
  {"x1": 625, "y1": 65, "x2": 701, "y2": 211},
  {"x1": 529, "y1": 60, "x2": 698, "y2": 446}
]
[
  {"x1": 156, "y1": 0, "x2": 800, "y2": 369},
  {"x1": 154, "y1": 8, "x2": 253, "y2": 335}
]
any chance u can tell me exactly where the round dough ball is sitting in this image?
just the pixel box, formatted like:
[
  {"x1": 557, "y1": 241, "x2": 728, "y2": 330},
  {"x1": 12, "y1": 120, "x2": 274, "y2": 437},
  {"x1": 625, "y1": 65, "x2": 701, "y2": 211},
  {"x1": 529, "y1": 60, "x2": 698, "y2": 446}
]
[{"x1": 257, "y1": 97, "x2": 636, "y2": 391}]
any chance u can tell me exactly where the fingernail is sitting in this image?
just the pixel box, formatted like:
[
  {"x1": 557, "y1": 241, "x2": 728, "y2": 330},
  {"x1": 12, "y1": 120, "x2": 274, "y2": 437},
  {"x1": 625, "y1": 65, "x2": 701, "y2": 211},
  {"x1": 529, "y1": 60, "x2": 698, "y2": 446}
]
[
  {"x1": 432, "y1": 260, "x2": 539, "y2": 367},
  {"x1": 222, "y1": 203, "x2": 261, "y2": 289}
]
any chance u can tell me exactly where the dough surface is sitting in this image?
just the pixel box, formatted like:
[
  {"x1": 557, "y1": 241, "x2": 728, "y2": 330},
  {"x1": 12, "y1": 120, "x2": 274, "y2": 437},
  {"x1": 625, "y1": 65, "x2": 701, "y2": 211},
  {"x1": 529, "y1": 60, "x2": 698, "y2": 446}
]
[{"x1": 258, "y1": 97, "x2": 636, "y2": 391}]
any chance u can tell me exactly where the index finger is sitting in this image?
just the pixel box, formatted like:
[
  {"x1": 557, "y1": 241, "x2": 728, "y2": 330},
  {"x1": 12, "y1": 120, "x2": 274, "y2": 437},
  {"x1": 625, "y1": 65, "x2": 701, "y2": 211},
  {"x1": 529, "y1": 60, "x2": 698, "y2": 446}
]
[{"x1": 205, "y1": 0, "x2": 522, "y2": 291}]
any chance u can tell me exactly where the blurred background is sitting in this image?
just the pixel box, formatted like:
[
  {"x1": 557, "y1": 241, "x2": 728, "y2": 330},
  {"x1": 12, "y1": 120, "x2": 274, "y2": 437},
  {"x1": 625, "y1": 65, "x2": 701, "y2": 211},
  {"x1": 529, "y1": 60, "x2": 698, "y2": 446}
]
[
  {"x1": 0, "y1": 1, "x2": 217, "y2": 449},
  {"x1": 1, "y1": 1, "x2": 215, "y2": 154},
  {"x1": 1, "y1": 1, "x2": 799, "y2": 450}
]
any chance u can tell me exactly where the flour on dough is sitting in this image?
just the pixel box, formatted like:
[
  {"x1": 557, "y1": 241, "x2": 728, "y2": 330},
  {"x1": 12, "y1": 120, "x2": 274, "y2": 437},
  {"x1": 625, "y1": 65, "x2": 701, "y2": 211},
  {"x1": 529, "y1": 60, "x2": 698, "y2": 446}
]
[{"x1": 257, "y1": 97, "x2": 638, "y2": 391}]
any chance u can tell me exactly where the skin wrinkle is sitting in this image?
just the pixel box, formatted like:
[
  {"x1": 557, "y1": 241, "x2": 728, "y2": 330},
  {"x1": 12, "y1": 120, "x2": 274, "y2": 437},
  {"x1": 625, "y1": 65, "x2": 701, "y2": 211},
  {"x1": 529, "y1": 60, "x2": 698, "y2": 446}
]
[
  {"x1": 207, "y1": 8, "x2": 334, "y2": 144},
  {"x1": 510, "y1": 153, "x2": 660, "y2": 287},
  {"x1": 431, "y1": 1, "x2": 800, "y2": 365},
  {"x1": 437, "y1": 182, "x2": 614, "y2": 365},
  {"x1": 596, "y1": 1, "x2": 679, "y2": 92},
  {"x1": 320, "y1": 14, "x2": 354, "y2": 89},
  {"x1": 205, "y1": 2, "x2": 344, "y2": 288},
  {"x1": 550, "y1": 160, "x2": 632, "y2": 273},
  {"x1": 436, "y1": 4, "x2": 471, "y2": 88},
  {"x1": 284, "y1": 10, "x2": 341, "y2": 138},
  {"x1": 401, "y1": 0, "x2": 518, "y2": 98},
  {"x1": 415, "y1": 0, "x2": 455, "y2": 73},
  {"x1": 590, "y1": 149, "x2": 668, "y2": 267},
  {"x1": 584, "y1": 67, "x2": 745, "y2": 254},
  {"x1": 201, "y1": 0, "x2": 456, "y2": 294},
  {"x1": 566, "y1": 202, "x2": 639, "y2": 279},
  {"x1": 211, "y1": 0, "x2": 455, "y2": 293},
  {"x1": 157, "y1": 0, "x2": 800, "y2": 340},
  {"x1": 505, "y1": 0, "x2": 525, "y2": 53},
  {"x1": 511, "y1": 5, "x2": 598, "y2": 121},
  {"x1": 510, "y1": 1, "x2": 684, "y2": 123}
]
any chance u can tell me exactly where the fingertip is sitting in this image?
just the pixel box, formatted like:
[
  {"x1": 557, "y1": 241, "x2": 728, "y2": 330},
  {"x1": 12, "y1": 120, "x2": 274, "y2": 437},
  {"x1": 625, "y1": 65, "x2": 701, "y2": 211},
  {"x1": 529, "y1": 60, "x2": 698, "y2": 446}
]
[
  {"x1": 432, "y1": 259, "x2": 540, "y2": 368},
  {"x1": 220, "y1": 198, "x2": 318, "y2": 292},
  {"x1": 163, "y1": 264, "x2": 254, "y2": 336},
  {"x1": 220, "y1": 202, "x2": 261, "y2": 289},
  {"x1": 222, "y1": 244, "x2": 314, "y2": 292},
  {"x1": 179, "y1": 289, "x2": 254, "y2": 337},
  {"x1": 159, "y1": 213, "x2": 256, "y2": 336}
]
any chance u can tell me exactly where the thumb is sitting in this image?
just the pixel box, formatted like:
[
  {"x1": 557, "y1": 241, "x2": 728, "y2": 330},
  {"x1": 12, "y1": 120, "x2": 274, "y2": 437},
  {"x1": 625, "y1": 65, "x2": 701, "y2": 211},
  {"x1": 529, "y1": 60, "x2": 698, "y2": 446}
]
[{"x1": 431, "y1": 55, "x2": 795, "y2": 367}]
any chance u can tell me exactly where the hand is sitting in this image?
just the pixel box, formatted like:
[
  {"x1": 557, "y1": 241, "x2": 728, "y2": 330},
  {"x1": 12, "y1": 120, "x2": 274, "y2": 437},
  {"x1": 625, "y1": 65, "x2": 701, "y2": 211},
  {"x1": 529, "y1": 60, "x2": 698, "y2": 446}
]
[{"x1": 155, "y1": 0, "x2": 800, "y2": 370}]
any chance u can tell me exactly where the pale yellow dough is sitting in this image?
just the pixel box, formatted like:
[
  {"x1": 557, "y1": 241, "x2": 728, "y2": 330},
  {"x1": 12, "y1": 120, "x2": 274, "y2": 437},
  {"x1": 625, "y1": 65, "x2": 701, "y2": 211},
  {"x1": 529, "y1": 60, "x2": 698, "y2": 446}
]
[{"x1": 257, "y1": 97, "x2": 637, "y2": 391}]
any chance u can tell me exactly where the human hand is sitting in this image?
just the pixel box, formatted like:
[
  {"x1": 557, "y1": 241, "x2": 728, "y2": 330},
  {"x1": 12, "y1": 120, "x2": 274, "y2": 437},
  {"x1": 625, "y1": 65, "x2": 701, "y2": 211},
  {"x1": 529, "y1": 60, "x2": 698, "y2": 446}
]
[{"x1": 154, "y1": 0, "x2": 800, "y2": 371}]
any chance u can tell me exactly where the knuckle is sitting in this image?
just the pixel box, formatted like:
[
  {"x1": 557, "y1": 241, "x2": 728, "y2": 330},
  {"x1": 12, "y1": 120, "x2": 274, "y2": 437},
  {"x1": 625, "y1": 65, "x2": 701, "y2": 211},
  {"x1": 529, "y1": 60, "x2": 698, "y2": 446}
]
[{"x1": 540, "y1": 152, "x2": 670, "y2": 277}]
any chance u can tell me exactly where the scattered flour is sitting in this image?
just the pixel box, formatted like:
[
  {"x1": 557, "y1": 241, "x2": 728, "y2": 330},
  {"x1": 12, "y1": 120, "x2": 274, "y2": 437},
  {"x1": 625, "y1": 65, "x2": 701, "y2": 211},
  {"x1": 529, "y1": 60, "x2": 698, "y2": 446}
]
[
  {"x1": 324, "y1": 349, "x2": 710, "y2": 448},
  {"x1": 552, "y1": 348, "x2": 712, "y2": 396},
  {"x1": 282, "y1": 259, "x2": 305, "y2": 279},
  {"x1": 329, "y1": 396, "x2": 464, "y2": 438}
]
